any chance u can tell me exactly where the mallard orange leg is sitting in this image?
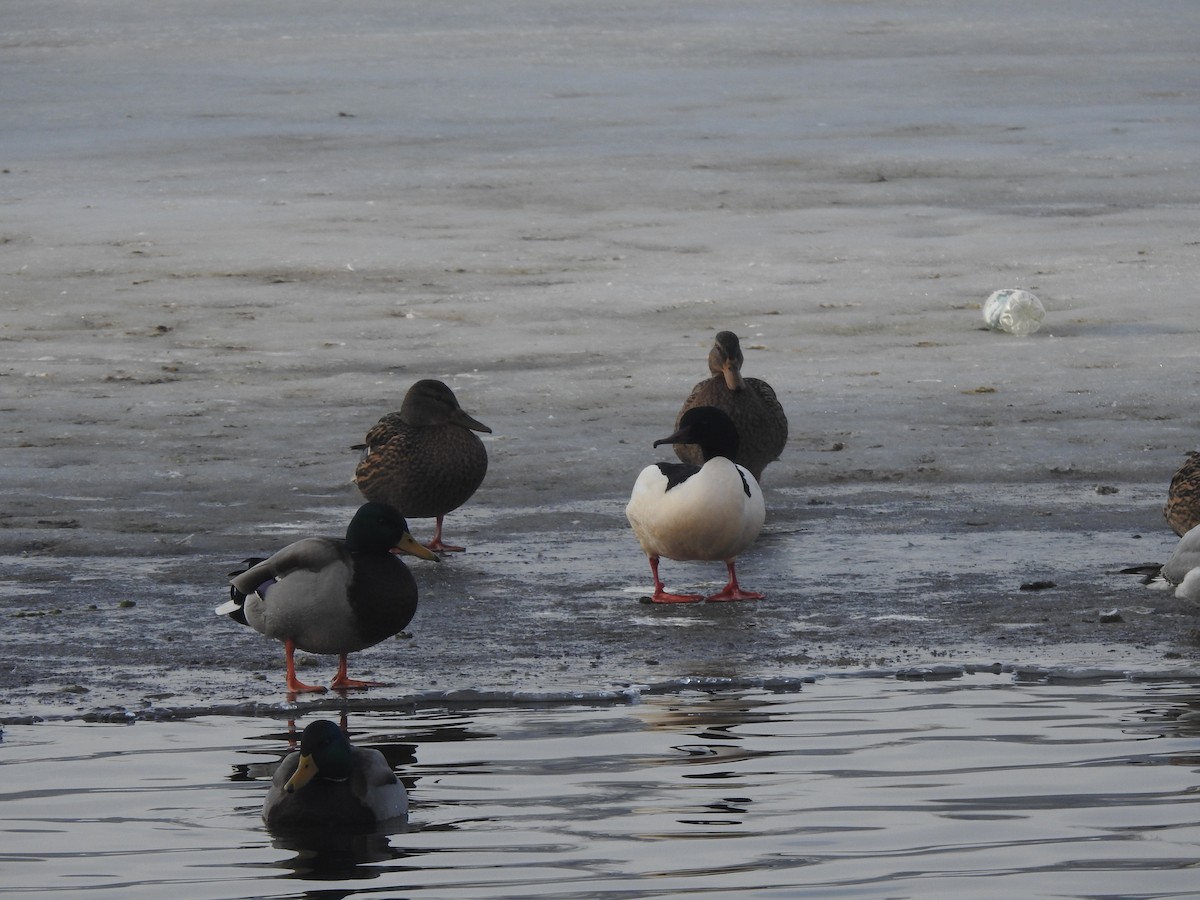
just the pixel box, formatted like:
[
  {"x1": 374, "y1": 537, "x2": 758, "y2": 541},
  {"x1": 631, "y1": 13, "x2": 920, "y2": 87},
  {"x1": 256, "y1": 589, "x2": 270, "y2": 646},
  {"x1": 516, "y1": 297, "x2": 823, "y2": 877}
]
[
  {"x1": 330, "y1": 654, "x2": 385, "y2": 690},
  {"x1": 284, "y1": 639, "x2": 326, "y2": 694},
  {"x1": 706, "y1": 560, "x2": 763, "y2": 602},
  {"x1": 425, "y1": 515, "x2": 466, "y2": 552},
  {"x1": 647, "y1": 556, "x2": 704, "y2": 603}
]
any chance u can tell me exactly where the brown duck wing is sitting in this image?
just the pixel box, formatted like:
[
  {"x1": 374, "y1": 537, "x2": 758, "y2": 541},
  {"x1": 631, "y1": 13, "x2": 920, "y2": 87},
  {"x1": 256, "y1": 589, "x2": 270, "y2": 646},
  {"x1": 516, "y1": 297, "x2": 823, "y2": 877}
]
[
  {"x1": 743, "y1": 376, "x2": 788, "y2": 463},
  {"x1": 355, "y1": 423, "x2": 487, "y2": 519},
  {"x1": 671, "y1": 377, "x2": 719, "y2": 468},
  {"x1": 357, "y1": 413, "x2": 405, "y2": 450},
  {"x1": 1166, "y1": 451, "x2": 1200, "y2": 536}
]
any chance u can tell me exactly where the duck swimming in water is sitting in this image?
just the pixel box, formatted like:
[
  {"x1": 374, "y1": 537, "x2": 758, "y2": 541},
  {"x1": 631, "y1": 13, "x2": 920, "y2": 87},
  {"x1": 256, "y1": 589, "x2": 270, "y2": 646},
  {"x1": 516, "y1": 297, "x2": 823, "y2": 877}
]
[
  {"x1": 354, "y1": 379, "x2": 491, "y2": 552},
  {"x1": 674, "y1": 331, "x2": 788, "y2": 483},
  {"x1": 626, "y1": 406, "x2": 766, "y2": 603},
  {"x1": 217, "y1": 502, "x2": 439, "y2": 693},
  {"x1": 262, "y1": 719, "x2": 409, "y2": 833}
]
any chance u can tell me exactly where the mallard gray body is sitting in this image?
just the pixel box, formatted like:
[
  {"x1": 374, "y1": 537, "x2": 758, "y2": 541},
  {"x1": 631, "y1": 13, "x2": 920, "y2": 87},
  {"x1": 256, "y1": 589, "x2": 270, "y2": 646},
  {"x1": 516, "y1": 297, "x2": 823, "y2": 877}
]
[{"x1": 218, "y1": 503, "x2": 438, "y2": 693}]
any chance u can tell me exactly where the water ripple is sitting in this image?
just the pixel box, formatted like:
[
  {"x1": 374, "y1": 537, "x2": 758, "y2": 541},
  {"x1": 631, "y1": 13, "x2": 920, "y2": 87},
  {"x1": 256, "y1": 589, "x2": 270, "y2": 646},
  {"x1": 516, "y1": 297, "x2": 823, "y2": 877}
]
[{"x1": 5, "y1": 675, "x2": 1200, "y2": 897}]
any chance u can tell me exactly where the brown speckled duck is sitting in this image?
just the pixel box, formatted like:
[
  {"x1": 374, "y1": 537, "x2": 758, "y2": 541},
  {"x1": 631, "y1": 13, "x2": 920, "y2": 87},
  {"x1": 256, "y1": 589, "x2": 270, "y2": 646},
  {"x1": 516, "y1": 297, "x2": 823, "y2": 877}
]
[
  {"x1": 354, "y1": 379, "x2": 491, "y2": 552},
  {"x1": 673, "y1": 331, "x2": 787, "y2": 483},
  {"x1": 1165, "y1": 451, "x2": 1200, "y2": 536}
]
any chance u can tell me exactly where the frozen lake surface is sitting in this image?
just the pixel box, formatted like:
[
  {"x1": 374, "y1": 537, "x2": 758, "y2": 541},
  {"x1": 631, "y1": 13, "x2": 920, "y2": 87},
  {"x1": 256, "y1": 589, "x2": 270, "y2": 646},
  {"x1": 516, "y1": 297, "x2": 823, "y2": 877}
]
[{"x1": 4, "y1": 0, "x2": 1200, "y2": 710}]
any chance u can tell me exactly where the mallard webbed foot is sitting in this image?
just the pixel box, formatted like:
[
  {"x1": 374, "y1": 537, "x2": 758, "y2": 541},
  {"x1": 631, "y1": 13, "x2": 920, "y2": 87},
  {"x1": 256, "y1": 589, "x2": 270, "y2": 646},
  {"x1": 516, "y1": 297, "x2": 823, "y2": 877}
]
[
  {"x1": 426, "y1": 515, "x2": 467, "y2": 552},
  {"x1": 329, "y1": 655, "x2": 386, "y2": 691},
  {"x1": 645, "y1": 557, "x2": 705, "y2": 604},
  {"x1": 284, "y1": 640, "x2": 329, "y2": 694},
  {"x1": 650, "y1": 590, "x2": 705, "y2": 604},
  {"x1": 705, "y1": 587, "x2": 763, "y2": 602},
  {"x1": 705, "y1": 561, "x2": 763, "y2": 602}
]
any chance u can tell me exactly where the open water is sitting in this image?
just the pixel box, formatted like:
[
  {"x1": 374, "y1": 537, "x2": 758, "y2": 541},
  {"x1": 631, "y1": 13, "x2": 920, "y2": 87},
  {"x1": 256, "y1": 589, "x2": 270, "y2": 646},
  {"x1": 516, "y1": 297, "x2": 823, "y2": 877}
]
[{"x1": 4, "y1": 672, "x2": 1200, "y2": 899}]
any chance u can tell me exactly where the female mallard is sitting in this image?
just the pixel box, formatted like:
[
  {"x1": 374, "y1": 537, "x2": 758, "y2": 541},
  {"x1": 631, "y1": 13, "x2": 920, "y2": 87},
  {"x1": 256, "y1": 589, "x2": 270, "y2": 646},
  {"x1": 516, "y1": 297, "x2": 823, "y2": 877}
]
[
  {"x1": 217, "y1": 502, "x2": 438, "y2": 693},
  {"x1": 673, "y1": 331, "x2": 788, "y2": 483},
  {"x1": 354, "y1": 379, "x2": 491, "y2": 552},
  {"x1": 263, "y1": 719, "x2": 409, "y2": 832},
  {"x1": 1165, "y1": 451, "x2": 1200, "y2": 536},
  {"x1": 626, "y1": 406, "x2": 766, "y2": 603}
]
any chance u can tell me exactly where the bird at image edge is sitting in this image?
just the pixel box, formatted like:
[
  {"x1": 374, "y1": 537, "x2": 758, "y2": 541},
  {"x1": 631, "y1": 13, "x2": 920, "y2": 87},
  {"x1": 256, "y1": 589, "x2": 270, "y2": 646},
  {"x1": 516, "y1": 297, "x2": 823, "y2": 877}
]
[
  {"x1": 1121, "y1": 520, "x2": 1200, "y2": 602},
  {"x1": 354, "y1": 378, "x2": 491, "y2": 552},
  {"x1": 217, "y1": 503, "x2": 439, "y2": 693},
  {"x1": 1165, "y1": 450, "x2": 1200, "y2": 537},
  {"x1": 627, "y1": 406, "x2": 765, "y2": 603}
]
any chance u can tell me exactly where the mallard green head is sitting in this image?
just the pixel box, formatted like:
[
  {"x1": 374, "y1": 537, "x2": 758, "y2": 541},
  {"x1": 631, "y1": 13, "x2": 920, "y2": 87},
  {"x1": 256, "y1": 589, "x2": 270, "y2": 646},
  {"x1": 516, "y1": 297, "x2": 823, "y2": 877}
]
[
  {"x1": 345, "y1": 503, "x2": 439, "y2": 562},
  {"x1": 708, "y1": 331, "x2": 746, "y2": 391},
  {"x1": 284, "y1": 719, "x2": 356, "y2": 793}
]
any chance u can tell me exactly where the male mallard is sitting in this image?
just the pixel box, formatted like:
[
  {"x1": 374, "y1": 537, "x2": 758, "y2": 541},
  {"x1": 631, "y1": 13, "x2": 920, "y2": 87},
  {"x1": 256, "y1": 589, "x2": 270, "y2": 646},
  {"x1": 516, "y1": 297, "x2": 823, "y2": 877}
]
[
  {"x1": 354, "y1": 379, "x2": 491, "y2": 552},
  {"x1": 262, "y1": 719, "x2": 409, "y2": 832},
  {"x1": 673, "y1": 331, "x2": 787, "y2": 483},
  {"x1": 217, "y1": 502, "x2": 439, "y2": 693},
  {"x1": 1121, "y1": 521, "x2": 1200, "y2": 601},
  {"x1": 1165, "y1": 451, "x2": 1200, "y2": 536},
  {"x1": 626, "y1": 406, "x2": 766, "y2": 603}
]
